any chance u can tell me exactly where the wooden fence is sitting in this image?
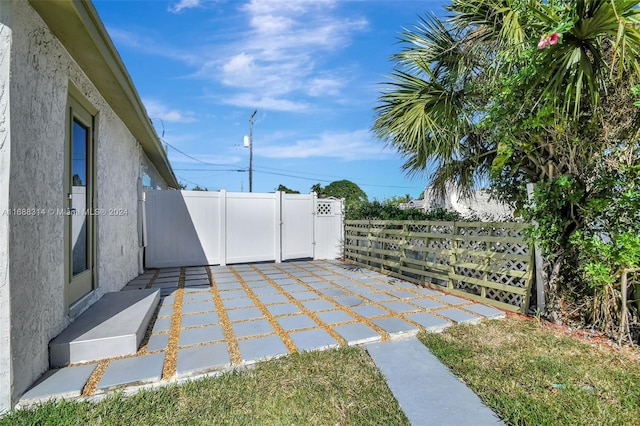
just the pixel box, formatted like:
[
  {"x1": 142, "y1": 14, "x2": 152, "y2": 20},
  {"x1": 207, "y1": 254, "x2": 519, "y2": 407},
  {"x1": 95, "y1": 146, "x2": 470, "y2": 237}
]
[{"x1": 344, "y1": 220, "x2": 534, "y2": 313}]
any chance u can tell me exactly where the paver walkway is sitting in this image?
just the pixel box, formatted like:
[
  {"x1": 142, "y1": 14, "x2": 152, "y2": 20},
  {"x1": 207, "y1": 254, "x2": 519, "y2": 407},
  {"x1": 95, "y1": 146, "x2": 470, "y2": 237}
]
[
  {"x1": 367, "y1": 337, "x2": 504, "y2": 425},
  {"x1": 19, "y1": 260, "x2": 505, "y2": 412}
]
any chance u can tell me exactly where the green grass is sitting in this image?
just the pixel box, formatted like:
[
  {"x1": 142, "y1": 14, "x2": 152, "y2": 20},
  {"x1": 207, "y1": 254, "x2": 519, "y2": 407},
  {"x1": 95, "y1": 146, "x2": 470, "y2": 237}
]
[
  {"x1": 1, "y1": 346, "x2": 409, "y2": 425},
  {"x1": 419, "y1": 316, "x2": 640, "y2": 426}
]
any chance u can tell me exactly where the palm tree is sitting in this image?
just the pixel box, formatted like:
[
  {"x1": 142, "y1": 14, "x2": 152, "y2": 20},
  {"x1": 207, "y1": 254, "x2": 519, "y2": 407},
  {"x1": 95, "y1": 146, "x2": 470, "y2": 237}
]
[{"x1": 373, "y1": 0, "x2": 640, "y2": 198}]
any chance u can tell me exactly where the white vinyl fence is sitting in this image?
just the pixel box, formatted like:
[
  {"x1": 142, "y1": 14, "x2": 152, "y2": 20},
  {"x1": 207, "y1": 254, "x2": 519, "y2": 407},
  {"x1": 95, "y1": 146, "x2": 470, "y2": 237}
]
[{"x1": 144, "y1": 190, "x2": 343, "y2": 268}]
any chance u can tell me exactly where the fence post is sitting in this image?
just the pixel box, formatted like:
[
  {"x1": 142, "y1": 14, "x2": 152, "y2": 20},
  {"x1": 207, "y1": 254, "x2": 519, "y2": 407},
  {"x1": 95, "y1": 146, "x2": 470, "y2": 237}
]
[
  {"x1": 527, "y1": 183, "x2": 545, "y2": 312},
  {"x1": 448, "y1": 222, "x2": 458, "y2": 290},
  {"x1": 367, "y1": 220, "x2": 373, "y2": 268},
  {"x1": 275, "y1": 191, "x2": 282, "y2": 263},
  {"x1": 219, "y1": 189, "x2": 227, "y2": 266},
  {"x1": 311, "y1": 192, "x2": 317, "y2": 260},
  {"x1": 482, "y1": 225, "x2": 492, "y2": 299}
]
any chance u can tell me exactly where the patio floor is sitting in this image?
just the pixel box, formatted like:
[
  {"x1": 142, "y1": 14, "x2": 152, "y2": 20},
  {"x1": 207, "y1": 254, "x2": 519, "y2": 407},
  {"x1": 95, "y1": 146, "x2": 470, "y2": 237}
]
[{"x1": 19, "y1": 259, "x2": 505, "y2": 405}]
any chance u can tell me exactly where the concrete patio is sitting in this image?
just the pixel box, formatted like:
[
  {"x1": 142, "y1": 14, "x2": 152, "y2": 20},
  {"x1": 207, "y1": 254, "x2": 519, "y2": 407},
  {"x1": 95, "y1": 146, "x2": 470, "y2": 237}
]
[{"x1": 19, "y1": 259, "x2": 505, "y2": 407}]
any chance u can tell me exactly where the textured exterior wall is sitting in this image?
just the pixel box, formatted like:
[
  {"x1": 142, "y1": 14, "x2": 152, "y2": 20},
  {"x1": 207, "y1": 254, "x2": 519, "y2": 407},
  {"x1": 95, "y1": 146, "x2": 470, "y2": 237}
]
[
  {"x1": 3, "y1": 1, "x2": 166, "y2": 407},
  {"x1": 0, "y1": 2, "x2": 13, "y2": 414}
]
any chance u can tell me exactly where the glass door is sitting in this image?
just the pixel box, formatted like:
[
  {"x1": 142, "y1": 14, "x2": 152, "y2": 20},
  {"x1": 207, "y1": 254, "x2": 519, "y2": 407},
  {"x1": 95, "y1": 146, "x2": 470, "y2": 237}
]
[{"x1": 66, "y1": 98, "x2": 95, "y2": 306}]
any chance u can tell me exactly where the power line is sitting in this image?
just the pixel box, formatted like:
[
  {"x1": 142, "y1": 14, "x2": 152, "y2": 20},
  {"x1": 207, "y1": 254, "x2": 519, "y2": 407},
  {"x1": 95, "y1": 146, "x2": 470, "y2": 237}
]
[
  {"x1": 162, "y1": 139, "x2": 239, "y2": 167},
  {"x1": 252, "y1": 164, "x2": 350, "y2": 181},
  {"x1": 173, "y1": 167, "x2": 421, "y2": 190},
  {"x1": 174, "y1": 174, "x2": 208, "y2": 189}
]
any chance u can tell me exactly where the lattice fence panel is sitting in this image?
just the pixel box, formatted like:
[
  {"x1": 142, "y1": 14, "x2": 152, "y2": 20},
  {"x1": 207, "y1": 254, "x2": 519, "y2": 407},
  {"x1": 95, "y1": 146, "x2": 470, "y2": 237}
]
[{"x1": 344, "y1": 220, "x2": 534, "y2": 313}]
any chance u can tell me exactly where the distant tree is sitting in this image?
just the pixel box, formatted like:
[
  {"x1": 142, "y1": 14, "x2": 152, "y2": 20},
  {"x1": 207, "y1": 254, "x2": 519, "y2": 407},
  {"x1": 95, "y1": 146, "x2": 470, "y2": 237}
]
[
  {"x1": 310, "y1": 183, "x2": 323, "y2": 195},
  {"x1": 192, "y1": 185, "x2": 208, "y2": 191},
  {"x1": 311, "y1": 180, "x2": 367, "y2": 205},
  {"x1": 177, "y1": 182, "x2": 188, "y2": 190},
  {"x1": 276, "y1": 184, "x2": 300, "y2": 194},
  {"x1": 346, "y1": 200, "x2": 461, "y2": 221},
  {"x1": 72, "y1": 173, "x2": 83, "y2": 186},
  {"x1": 384, "y1": 194, "x2": 411, "y2": 207}
]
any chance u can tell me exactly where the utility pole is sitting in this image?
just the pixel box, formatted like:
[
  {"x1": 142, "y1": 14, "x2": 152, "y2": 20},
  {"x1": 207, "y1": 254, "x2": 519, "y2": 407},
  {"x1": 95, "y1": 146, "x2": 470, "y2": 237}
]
[{"x1": 248, "y1": 109, "x2": 257, "y2": 192}]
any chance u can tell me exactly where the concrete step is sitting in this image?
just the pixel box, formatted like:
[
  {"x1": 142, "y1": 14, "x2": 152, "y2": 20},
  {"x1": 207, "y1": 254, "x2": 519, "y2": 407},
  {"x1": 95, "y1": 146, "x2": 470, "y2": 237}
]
[
  {"x1": 49, "y1": 289, "x2": 160, "y2": 367},
  {"x1": 366, "y1": 337, "x2": 503, "y2": 425}
]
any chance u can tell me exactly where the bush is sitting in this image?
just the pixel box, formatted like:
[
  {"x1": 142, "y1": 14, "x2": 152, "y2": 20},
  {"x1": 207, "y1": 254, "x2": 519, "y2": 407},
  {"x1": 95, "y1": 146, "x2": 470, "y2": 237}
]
[{"x1": 345, "y1": 200, "x2": 462, "y2": 221}]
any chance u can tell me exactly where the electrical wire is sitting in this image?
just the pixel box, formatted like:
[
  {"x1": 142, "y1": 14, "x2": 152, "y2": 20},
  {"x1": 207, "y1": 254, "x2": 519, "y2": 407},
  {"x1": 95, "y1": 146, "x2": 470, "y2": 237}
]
[
  {"x1": 162, "y1": 139, "x2": 240, "y2": 167},
  {"x1": 164, "y1": 143, "x2": 421, "y2": 191}
]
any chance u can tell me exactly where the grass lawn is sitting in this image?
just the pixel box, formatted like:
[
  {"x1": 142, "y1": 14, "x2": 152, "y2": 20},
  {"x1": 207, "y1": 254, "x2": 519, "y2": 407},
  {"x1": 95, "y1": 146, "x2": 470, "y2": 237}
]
[
  {"x1": 1, "y1": 346, "x2": 408, "y2": 425},
  {"x1": 419, "y1": 315, "x2": 640, "y2": 426}
]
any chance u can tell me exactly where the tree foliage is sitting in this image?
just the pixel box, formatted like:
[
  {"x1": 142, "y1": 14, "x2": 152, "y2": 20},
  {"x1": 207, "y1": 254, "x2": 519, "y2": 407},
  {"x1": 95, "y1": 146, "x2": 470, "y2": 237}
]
[
  {"x1": 346, "y1": 201, "x2": 461, "y2": 221},
  {"x1": 312, "y1": 180, "x2": 368, "y2": 206},
  {"x1": 276, "y1": 184, "x2": 300, "y2": 194},
  {"x1": 374, "y1": 0, "x2": 640, "y2": 336}
]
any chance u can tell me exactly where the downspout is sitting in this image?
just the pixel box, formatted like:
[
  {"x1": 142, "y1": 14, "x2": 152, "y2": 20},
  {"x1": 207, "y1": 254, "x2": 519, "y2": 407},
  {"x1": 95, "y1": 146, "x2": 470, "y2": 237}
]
[
  {"x1": 137, "y1": 142, "x2": 145, "y2": 274},
  {"x1": 0, "y1": 1, "x2": 13, "y2": 413}
]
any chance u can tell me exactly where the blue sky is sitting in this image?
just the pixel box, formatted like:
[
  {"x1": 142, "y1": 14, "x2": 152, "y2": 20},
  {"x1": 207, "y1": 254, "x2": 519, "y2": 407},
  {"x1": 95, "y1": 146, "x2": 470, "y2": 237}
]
[{"x1": 93, "y1": 0, "x2": 447, "y2": 200}]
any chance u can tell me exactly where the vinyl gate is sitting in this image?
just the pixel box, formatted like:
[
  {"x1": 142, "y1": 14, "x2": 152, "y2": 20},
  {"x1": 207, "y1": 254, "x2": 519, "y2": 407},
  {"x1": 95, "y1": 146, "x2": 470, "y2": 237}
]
[{"x1": 144, "y1": 190, "x2": 343, "y2": 268}]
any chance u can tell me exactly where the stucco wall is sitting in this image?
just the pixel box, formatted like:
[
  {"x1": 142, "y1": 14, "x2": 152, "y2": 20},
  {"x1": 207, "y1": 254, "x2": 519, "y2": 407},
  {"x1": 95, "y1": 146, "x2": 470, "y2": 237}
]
[
  {"x1": 5, "y1": 1, "x2": 166, "y2": 406},
  {"x1": 0, "y1": 2, "x2": 13, "y2": 414}
]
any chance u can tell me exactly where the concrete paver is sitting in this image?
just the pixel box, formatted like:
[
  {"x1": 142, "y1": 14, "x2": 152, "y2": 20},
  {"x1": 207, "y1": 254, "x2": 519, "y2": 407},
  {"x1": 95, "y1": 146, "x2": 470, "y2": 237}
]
[
  {"x1": 97, "y1": 353, "x2": 165, "y2": 390},
  {"x1": 411, "y1": 298, "x2": 445, "y2": 310},
  {"x1": 464, "y1": 303, "x2": 507, "y2": 319},
  {"x1": 266, "y1": 303, "x2": 302, "y2": 316},
  {"x1": 371, "y1": 317, "x2": 419, "y2": 337},
  {"x1": 380, "y1": 301, "x2": 421, "y2": 314},
  {"x1": 181, "y1": 313, "x2": 219, "y2": 328},
  {"x1": 407, "y1": 312, "x2": 451, "y2": 331},
  {"x1": 222, "y1": 298, "x2": 255, "y2": 309},
  {"x1": 183, "y1": 293, "x2": 213, "y2": 303},
  {"x1": 184, "y1": 278, "x2": 211, "y2": 287},
  {"x1": 232, "y1": 319, "x2": 274, "y2": 338},
  {"x1": 351, "y1": 304, "x2": 389, "y2": 318},
  {"x1": 315, "y1": 310, "x2": 354, "y2": 324},
  {"x1": 182, "y1": 301, "x2": 216, "y2": 314},
  {"x1": 333, "y1": 323, "x2": 381, "y2": 345},
  {"x1": 238, "y1": 335, "x2": 288, "y2": 362},
  {"x1": 20, "y1": 364, "x2": 97, "y2": 401},
  {"x1": 276, "y1": 315, "x2": 317, "y2": 331},
  {"x1": 227, "y1": 307, "x2": 263, "y2": 322},
  {"x1": 176, "y1": 343, "x2": 230, "y2": 377},
  {"x1": 301, "y1": 299, "x2": 336, "y2": 311},
  {"x1": 437, "y1": 308, "x2": 482, "y2": 325},
  {"x1": 334, "y1": 296, "x2": 363, "y2": 307},
  {"x1": 146, "y1": 334, "x2": 170, "y2": 352},
  {"x1": 290, "y1": 329, "x2": 339, "y2": 352},
  {"x1": 179, "y1": 325, "x2": 225, "y2": 347}
]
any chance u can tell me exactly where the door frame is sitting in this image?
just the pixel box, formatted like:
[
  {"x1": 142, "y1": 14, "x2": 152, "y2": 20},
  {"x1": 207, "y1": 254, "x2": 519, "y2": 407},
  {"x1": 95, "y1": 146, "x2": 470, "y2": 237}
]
[{"x1": 64, "y1": 85, "x2": 98, "y2": 311}]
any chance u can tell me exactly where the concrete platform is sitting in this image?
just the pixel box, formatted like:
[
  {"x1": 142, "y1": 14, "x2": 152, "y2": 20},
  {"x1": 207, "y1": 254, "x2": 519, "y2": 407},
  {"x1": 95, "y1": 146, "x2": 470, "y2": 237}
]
[{"x1": 49, "y1": 289, "x2": 160, "y2": 367}]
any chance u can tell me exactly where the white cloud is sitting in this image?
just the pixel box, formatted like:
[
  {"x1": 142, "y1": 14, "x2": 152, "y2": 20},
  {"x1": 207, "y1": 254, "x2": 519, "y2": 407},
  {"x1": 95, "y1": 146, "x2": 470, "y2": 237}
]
[
  {"x1": 169, "y1": 0, "x2": 201, "y2": 13},
  {"x1": 144, "y1": 99, "x2": 197, "y2": 123},
  {"x1": 255, "y1": 130, "x2": 393, "y2": 161},
  {"x1": 114, "y1": 0, "x2": 369, "y2": 112},
  {"x1": 209, "y1": 0, "x2": 368, "y2": 110},
  {"x1": 219, "y1": 94, "x2": 309, "y2": 112},
  {"x1": 307, "y1": 77, "x2": 343, "y2": 97},
  {"x1": 250, "y1": 15, "x2": 295, "y2": 34},
  {"x1": 108, "y1": 27, "x2": 200, "y2": 65}
]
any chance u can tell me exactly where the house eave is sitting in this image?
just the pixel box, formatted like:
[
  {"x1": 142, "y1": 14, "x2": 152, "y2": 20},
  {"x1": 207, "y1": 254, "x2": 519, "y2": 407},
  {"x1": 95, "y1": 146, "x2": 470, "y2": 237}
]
[{"x1": 28, "y1": 0, "x2": 179, "y2": 188}]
